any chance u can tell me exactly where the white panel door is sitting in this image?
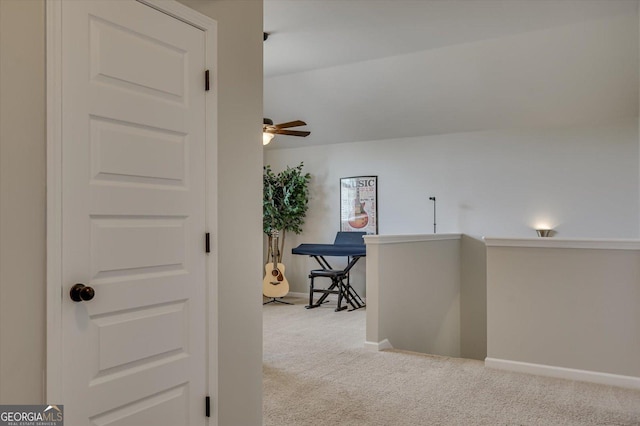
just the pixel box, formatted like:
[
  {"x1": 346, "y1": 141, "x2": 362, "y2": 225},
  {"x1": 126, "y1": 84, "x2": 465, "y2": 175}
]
[{"x1": 60, "y1": 1, "x2": 208, "y2": 424}]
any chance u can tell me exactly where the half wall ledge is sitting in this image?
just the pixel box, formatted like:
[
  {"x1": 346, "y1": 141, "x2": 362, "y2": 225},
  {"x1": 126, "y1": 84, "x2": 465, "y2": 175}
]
[{"x1": 484, "y1": 237, "x2": 640, "y2": 250}]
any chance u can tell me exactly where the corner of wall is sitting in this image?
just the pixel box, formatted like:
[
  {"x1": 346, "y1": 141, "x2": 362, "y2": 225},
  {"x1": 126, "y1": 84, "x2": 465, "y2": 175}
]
[{"x1": 460, "y1": 235, "x2": 487, "y2": 361}]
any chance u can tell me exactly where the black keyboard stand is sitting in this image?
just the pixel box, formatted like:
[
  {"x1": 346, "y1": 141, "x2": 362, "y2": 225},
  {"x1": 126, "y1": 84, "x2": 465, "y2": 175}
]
[
  {"x1": 292, "y1": 232, "x2": 367, "y2": 312},
  {"x1": 305, "y1": 255, "x2": 365, "y2": 312}
]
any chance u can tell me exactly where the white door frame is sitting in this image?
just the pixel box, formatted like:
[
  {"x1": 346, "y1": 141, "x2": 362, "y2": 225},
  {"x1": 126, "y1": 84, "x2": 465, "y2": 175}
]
[{"x1": 45, "y1": 0, "x2": 218, "y2": 418}]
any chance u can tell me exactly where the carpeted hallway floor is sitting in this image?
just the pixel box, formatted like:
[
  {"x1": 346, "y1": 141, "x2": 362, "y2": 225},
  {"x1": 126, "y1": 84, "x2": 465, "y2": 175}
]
[{"x1": 263, "y1": 296, "x2": 640, "y2": 426}]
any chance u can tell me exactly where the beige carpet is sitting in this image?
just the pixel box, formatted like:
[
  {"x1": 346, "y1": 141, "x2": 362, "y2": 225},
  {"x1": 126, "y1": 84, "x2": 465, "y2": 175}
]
[{"x1": 263, "y1": 296, "x2": 640, "y2": 426}]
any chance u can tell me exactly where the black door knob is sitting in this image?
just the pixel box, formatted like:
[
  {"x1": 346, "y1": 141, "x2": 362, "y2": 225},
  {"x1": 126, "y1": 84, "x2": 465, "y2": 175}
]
[{"x1": 70, "y1": 283, "x2": 95, "y2": 302}]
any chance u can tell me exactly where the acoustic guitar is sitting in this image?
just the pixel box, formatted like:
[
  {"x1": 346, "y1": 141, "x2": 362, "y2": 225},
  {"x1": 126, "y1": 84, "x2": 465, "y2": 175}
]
[
  {"x1": 263, "y1": 230, "x2": 290, "y2": 298},
  {"x1": 348, "y1": 186, "x2": 369, "y2": 229}
]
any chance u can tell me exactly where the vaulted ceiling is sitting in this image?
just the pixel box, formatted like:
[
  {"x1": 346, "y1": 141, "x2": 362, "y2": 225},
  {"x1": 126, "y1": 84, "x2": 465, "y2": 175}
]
[{"x1": 264, "y1": 0, "x2": 638, "y2": 148}]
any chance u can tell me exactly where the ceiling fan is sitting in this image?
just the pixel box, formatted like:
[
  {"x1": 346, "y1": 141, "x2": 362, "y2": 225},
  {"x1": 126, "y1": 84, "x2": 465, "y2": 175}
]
[{"x1": 263, "y1": 118, "x2": 310, "y2": 145}]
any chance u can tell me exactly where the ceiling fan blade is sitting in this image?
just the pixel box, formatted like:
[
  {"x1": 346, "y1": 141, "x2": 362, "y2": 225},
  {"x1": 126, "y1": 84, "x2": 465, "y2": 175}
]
[
  {"x1": 274, "y1": 120, "x2": 307, "y2": 129},
  {"x1": 275, "y1": 129, "x2": 311, "y2": 137}
]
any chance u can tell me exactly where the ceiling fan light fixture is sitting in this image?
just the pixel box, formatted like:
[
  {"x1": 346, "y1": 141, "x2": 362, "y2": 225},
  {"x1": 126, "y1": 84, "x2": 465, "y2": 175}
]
[
  {"x1": 263, "y1": 132, "x2": 275, "y2": 145},
  {"x1": 262, "y1": 117, "x2": 310, "y2": 145}
]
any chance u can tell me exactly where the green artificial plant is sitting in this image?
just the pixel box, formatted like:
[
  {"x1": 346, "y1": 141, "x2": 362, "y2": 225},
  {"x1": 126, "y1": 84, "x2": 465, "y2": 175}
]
[{"x1": 263, "y1": 162, "x2": 311, "y2": 263}]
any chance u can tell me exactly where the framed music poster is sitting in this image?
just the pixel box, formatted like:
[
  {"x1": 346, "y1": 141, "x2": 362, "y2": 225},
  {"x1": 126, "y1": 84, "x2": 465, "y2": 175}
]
[{"x1": 340, "y1": 176, "x2": 378, "y2": 234}]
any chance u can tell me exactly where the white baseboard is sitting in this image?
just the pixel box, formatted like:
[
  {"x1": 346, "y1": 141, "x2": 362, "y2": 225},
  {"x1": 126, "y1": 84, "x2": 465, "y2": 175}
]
[
  {"x1": 485, "y1": 357, "x2": 640, "y2": 390},
  {"x1": 364, "y1": 339, "x2": 393, "y2": 351}
]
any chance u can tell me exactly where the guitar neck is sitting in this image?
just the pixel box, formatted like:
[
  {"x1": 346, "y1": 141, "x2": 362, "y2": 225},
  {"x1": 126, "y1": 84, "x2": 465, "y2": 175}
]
[{"x1": 270, "y1": 230, "x2": 279, "y2": 266}]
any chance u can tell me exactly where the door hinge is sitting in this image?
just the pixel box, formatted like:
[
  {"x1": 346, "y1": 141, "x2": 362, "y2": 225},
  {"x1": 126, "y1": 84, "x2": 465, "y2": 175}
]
[
  {"x1": 206, "y1": 396, "x2": 211, "y2": 417},
  {"x1": 205, "y1": 233, "x2": 210, "y2": 253},
  {"x1": 205, "y1": 69, "x2": 210, "y2": 91}
]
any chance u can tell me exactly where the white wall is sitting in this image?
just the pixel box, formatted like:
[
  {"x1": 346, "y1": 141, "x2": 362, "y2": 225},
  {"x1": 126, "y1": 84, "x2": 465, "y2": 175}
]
[
  {"x1": 178, "y1": 1, "x2": 264, "y2": 425},
  {"x1": 0, "y1": 0, "x2": 46, "y2": 403},
  {"x1": 265, "y1": 5, "x2": 640, "y2": 295},
  {"x1": 268, "y1": 124, "x2": 638, "y2": 238}
]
